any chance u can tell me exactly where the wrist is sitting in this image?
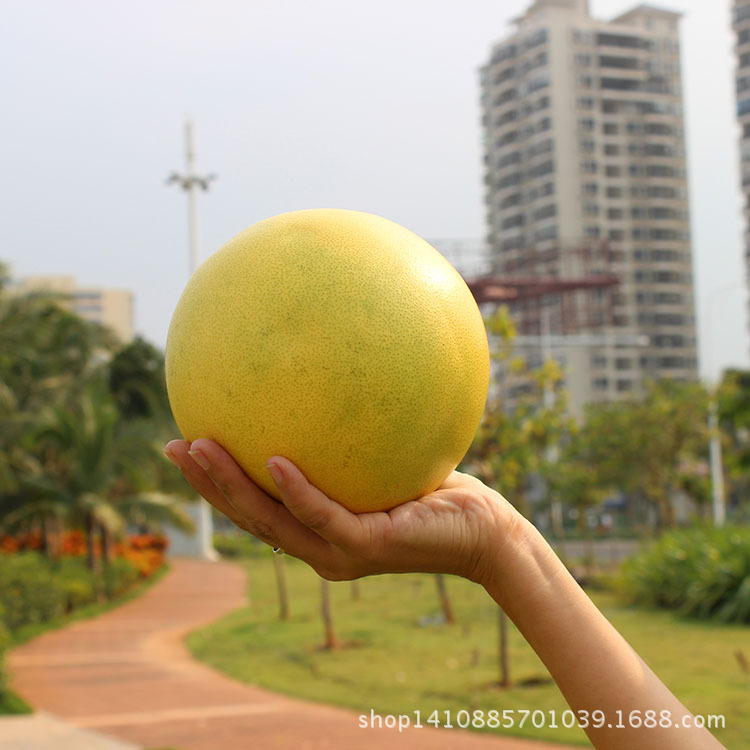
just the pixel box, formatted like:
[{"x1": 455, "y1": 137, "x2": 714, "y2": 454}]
[
  {"x1": 477, "y1": 503, "x2": 568, "y2": 608},
  {"x1": 459, "y1": 484, "x2": 531, "y2": 586}
]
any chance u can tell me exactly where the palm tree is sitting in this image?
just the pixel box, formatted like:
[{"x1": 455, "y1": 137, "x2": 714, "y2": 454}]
[
  {"x1": 18, "y1": 382, "x2": 192, "y2": 592},
  {"x1": 0, "y1": 272, "x2": 115, "y2": 509}
]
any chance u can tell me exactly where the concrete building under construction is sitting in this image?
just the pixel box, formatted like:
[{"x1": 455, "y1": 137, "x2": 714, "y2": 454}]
[{"x1": 479, "y1": 0, "x2": 699, "y2": 413}]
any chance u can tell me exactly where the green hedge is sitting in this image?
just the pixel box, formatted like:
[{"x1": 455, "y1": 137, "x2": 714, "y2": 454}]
[
  {"x1": 0, "y1": 552, "x2": 140, "y2": 634},
  {"x1": 620, "y1": 524, "x2": 750, "y2": 623},
  {"x1": 213, "y1": 533, "x2": 268, "y2": 559}
]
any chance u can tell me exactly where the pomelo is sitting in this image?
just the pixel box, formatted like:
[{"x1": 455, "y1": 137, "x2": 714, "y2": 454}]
[{"x1": 165, "y1": 209, "x2": 489, "y2": 513}]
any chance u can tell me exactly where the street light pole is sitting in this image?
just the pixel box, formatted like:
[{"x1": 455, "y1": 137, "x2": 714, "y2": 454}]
[
  {"x1": 167, "y1": 120, "x2": 216, "y2": 277},
  {"x1": 167, "y1": 120, "x2": 218, "y2": 559}
]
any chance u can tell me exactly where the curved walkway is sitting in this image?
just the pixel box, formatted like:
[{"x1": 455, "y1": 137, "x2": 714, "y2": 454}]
[{"x1": 7, "y1": 559, "x2": 581, "y2": 750}]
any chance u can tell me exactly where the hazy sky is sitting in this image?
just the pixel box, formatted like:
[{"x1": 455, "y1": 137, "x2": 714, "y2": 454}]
[{"x1": 2, "y1": 0, "x2": 748, "y2": 382}]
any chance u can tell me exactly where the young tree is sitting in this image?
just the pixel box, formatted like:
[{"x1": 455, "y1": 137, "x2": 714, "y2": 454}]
[
  {"x1": 320, "y1": 578, "x2": 339, "y2": 650},
  {"x1": 461, "y1": 306, "x2": 574, "y2": 689},
  {"x1": 272, "y1": 551, "x2": 290, "y2": 621},
  {"x1": 578, "y1": 380, "x2": 710, "y2": 529}
]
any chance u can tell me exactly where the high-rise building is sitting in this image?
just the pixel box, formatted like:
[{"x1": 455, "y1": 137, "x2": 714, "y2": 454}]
[
  {"x1": 733, "y1": 0, "x2": 750, "y2": 342},
  {"x1": 480, "y1": 0, "x2": 698, "y2": 413},
  {"x1": 14, "y1": 275, "x2": 134, "y2": 342}
]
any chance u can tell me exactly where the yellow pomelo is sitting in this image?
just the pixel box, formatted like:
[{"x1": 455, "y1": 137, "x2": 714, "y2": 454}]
[{"x1": 165, "y1": 209, "x2": 489, "y2": 513}]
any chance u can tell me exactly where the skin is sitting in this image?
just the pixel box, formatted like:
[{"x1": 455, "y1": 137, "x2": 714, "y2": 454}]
[{"x1": 164, "y1": 438, "x2": 725, "y2": 750}]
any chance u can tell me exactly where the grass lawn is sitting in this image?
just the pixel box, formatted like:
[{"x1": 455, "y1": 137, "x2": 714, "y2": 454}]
[{"x1": 187, "y1": 552, "x2": 749, "y2": 748}]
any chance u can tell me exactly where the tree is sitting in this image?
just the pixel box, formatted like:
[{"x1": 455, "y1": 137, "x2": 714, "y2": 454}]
[
  {"x1": 434, "y1": 574, "x2": 456, "y2": 624},
  {"x1": 461, "y1": 306, "x2": 574, "y2": 689},
  {"x1": 16, "y1": 383, "x2": 192, "y2": 594},
  {"x1": 108, "y1": 337, "x2": 172, "y2": 423},
  {"x1": 461, "y1": 308, "x2": 574, "y2": 517},
  {"x1": 320, "y1": 578, "x2": 339, "y2": 649},
  {"x1": 578, "y1": 380, "x2": 710, "y2": 530},
  {"x1": 718, "y1": 369, "x2": 750, "y2": 518},
  {"x1": 0, "y1": 272, "x2": 116, "y2": 537},
  {"x1": 272, "y1": 551, "x2": 290, "y2": 621}
]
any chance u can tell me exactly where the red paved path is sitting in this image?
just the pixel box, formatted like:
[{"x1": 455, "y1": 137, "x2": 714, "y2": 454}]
[{"x1": 8, "y1": 559, "x2": 582, "y2": 749}]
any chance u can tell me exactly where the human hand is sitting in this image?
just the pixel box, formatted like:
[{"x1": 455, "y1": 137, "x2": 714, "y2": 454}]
[{"x1": 163, "y1": 438, "x2": 517, "y2": 584}]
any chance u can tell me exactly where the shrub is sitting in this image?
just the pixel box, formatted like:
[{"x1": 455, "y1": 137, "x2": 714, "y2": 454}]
[
  {"x1": 619, "y1": 524, "x2": 750, "y2": 623},
  {"x1": 103, "y1": 557, "x2": 140, "y2": 597},
  {"x1": 0, "y1": 553, "x2": 65, "y2": 631},
  {"x1": 213, "y1": 533, "x2": 267, "y2": 559},
  {"x1": 54, "y1": 558, "x2": 98, "y2": 611}
]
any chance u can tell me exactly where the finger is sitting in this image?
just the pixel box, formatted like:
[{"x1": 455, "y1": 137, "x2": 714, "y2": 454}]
[
  {"x1": 266, "y1": 456, "x2": 369, "y2": 548},
  {"x1": 164, "y1": 440, "x2": 252, "y2": 532},
  {"x1": 189, "y1": 438, "x2": 330, "y2": 559}
]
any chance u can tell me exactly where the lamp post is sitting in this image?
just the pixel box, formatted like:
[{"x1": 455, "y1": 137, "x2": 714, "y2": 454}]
[{"x1": 167, "y1": 120, "x2": 217, "y2": 559}]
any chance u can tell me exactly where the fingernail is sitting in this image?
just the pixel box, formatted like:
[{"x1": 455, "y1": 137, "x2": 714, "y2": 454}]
[
  {"x1": 266, "y1": 459, "x2": 284, "y2": 487},
  {"x1": 163, "y1": 447, "x2": 177, "y2": 465},
  {"x1": 189, "y1": 449, "x2": 210, "y2": 471}
]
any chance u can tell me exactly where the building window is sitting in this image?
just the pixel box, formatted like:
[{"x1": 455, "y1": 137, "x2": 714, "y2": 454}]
[
  {"x1": 599, "y1": 55, "x2": 640, "y2": 70},
  {"x1": 534, "y1": 203, "x2": 557, "y2": 221},
  {"x1": 604, "y1": 143, "x2": 620, "y2": 156},
  {"x1": 601, "y1": 77, "x2": 640, "y2": 91},
  {"x1": 596, "y1": 33, "x2": 646, "y2": 49}
]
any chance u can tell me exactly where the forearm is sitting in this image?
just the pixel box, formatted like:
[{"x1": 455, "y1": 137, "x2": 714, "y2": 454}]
[{"x1": 481, "y1": 508, "x2": 724, "y2": 749}]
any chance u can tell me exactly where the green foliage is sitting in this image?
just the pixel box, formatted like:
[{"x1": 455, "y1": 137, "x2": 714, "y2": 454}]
[
  {"x1": 620, "y1": 524, "x2": 750, "y2": 623},
  {"x1": 213, "y1": 533, "x2": 267, "y2": 559},
  {"x1": 0, "y1": 552, "x2": 141, "y2": 633},
  {"x1": 574, "y1": 380, "x2": 710, "y2": 528},
  {"x1": 103, "y1": 557, "x2": 141, "y2": 597},
  {"x1": 53, "y1": 558, "x2": 98, "y2": 610},
  {"x1": 462, "y1": 307, "x2": 574, "y2": 514},
  {"x1": 108, "y1": 337, "x2": 171, "y2": 422},
  {"x1": 718, "y1": 369, "x2": 750, "y2": 516},
  {"x1": 0, "y1": 553, "x2": 65, "y2": 631}
]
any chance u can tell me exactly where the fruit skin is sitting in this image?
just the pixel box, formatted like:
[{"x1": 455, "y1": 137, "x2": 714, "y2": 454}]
[{"x1": 165, "y1": 209, "x2": 490, "y2": 513}]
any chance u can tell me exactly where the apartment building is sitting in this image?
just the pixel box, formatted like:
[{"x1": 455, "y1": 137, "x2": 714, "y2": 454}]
[
  {"x1": 15, "y1": 274, "x2": 134, "y2": 343},
  {"x1": 733, "y1": 0, "x2": 750, "y2": 337},
  {"x1": 480, "y1": 0, "x2": 698, "y2": 411}
]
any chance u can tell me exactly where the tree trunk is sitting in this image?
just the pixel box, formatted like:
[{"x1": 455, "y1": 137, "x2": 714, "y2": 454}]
[
  {"x1": 320, "y1": 578, "x2": 339, "y2": 650},
  {"x1": 350, "y1": 580, "x2": 360, "y2": 601},
  {"x1": 272, "y1": 552, "x2": 290, "y2": 621},
  {"x1": 85, "y1": 512, "x2": 97, "y2": 572},
  {"x1": 498, "y1": 607, "x2": 512, "y2": 688},
  {"x1": 43, "y1": 516, "x2": 60, "y2": 560},
  {"x1": 85, "y1": 513, "x2": 105, "y2": 602},
  {"x1": 101, "y1": 523, "x2": 112, "y2": 566},
  {"x1": 434, "y1": 574, "x2": 456, "y2": 624},
  {"x1": 516, "y1": 489, "x2": 531, "y2": 519}
]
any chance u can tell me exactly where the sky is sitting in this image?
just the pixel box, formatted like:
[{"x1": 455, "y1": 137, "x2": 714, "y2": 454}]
[{"x1": 1, "y1": 0, "x2": 748, "y2": 383}]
